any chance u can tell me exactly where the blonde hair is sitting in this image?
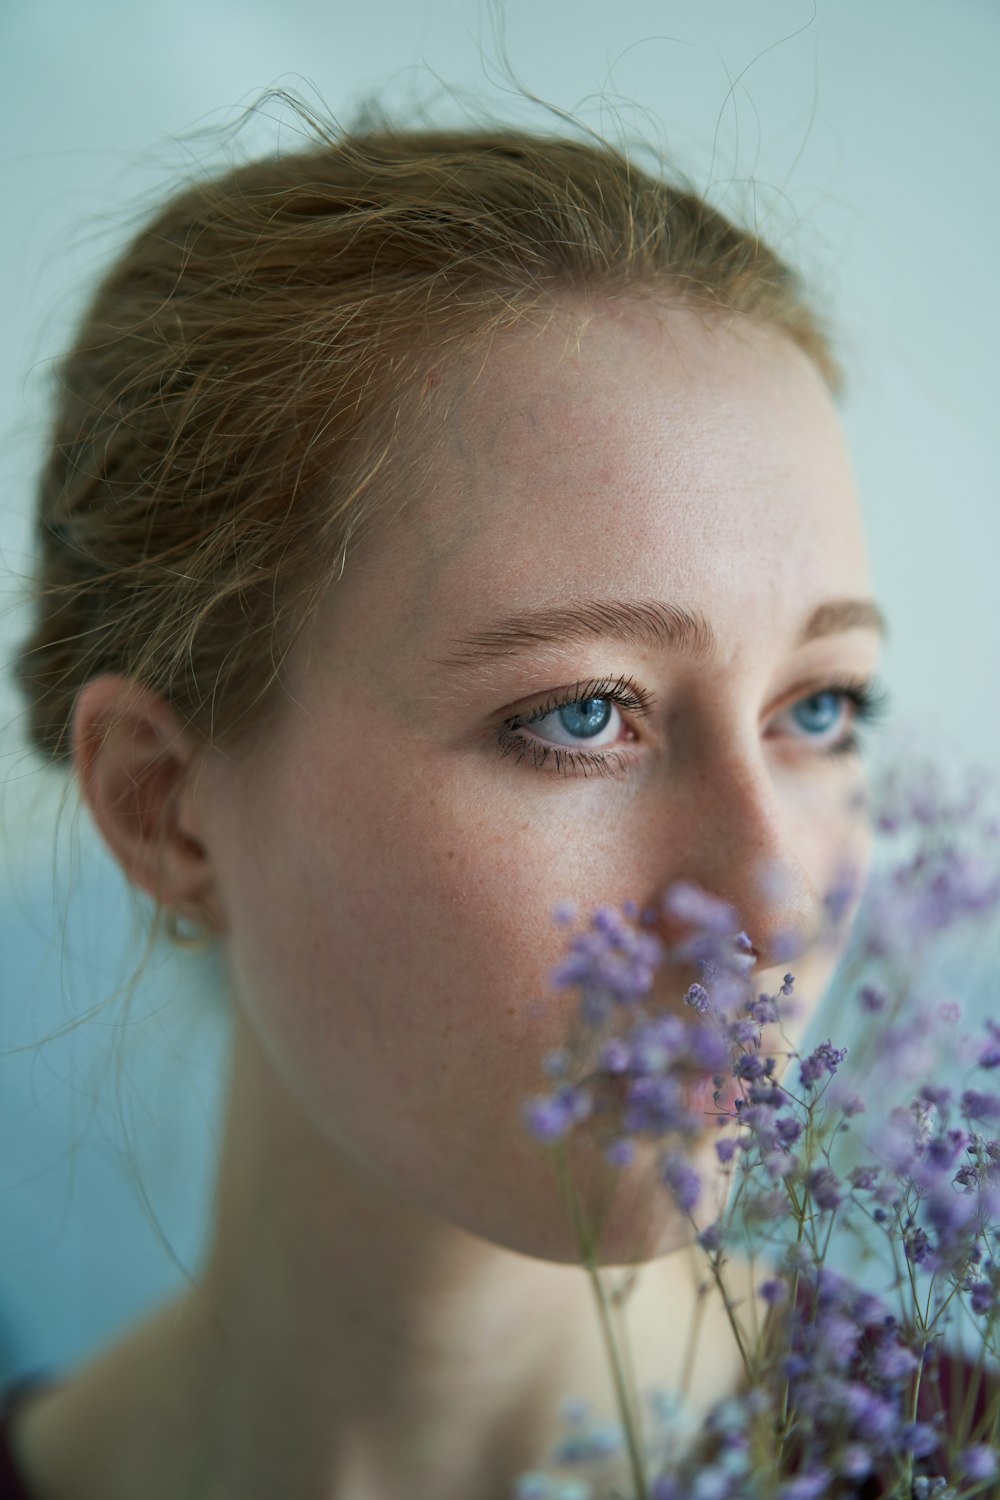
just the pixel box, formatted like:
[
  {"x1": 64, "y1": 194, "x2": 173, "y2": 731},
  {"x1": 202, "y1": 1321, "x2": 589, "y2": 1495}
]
[{"x1": 13, "y1": 105, "x2": 842, "y2": 950}]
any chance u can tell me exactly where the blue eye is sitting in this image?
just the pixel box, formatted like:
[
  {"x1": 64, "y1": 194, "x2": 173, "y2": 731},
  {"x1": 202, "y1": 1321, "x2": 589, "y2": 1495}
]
[
  {"x1": 527, "y1": 699, "x2": 620, "y2": 750},
  {"x1": 496, "y1": 674, "x2": 892, "y2": 778},
  {"x1": 791, "y1": 691, "x2": 846, "y2": 737}
]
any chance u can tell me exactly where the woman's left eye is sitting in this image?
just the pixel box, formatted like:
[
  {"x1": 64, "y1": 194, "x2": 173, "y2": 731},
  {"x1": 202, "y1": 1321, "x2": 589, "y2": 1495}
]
[{"x1": 768, "y1": 683, "x2": 889, "y2": 757}]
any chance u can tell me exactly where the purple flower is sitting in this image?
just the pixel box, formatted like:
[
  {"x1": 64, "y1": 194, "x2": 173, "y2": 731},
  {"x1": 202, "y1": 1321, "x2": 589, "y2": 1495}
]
[
  {"x1": 800, "y1": 1040, "x2": 849, "y2": 1089},
  {"x1": 925, "y1": 1126, "x2": 970, "y2": 1173},
  {"x1": 837, "y1": 1444, "x2": 873, "y2": 1480},
  {"x1": 919, "y1": 1083, "x2": 953, "y2": 1109},
  {"x1": 716, "y1": 1137, "x2": 738, "y2": 1164},
  {"x1": 698, "y1": 1222, "x2": 724, "y2": 1252},
  {"x1": 624, "y1": 1075, "x2": 692, "y2": 1136},
  {"x1": 859, "y1": 981, "x2": 889, "y2": 1012},
  {"x1": 775, "y1": 1115, "x2": 803, "y2": 1146},
  {"x1": 604, "y1": 1138, "x2": 636, "y2": 1168},
  {"x1": 683, "y1": 982, "x2": 710, "y2": 1014},
  {"x1": 847, "y1": 1386, "x2": 900, "y2": 1445},
  {"x1": 904, "y1": 1225, "x2": 933, "y2": 1265},
  {"x1": 594, "y1": 1038, "x2": 630, "y2": 1077},
  {"x1": 962, "y1": 1089, "x2": 1000, "y2": 1123},
  {"x1": 817, "y1": 1313, "x2": 862, "y2": 1367},
  {"x1": 759, "y1": 1277, "x2": 788, "y2": 1305},
  {"x1": 660, "y1": 1150, "x2": 701, "y2": 1212},
  {"x1": 806, "y1": 1167, "x2": 844, "y2": 1213},
  {"x1": 750, "y1": 994, "x2": 779, "y2": 1023},
  {"x1": 959, "y1": 1443, "x2": 999, "y2": 1481},
  {"x1": 900, "y1": 1421, "x2": 940, "y2": 1459},
  {"x1": 970, "y1": 1280, "x2": 995, "y2": 1316},
  {"x1": 735, "y1": 1052, "x2": 766, "y2": 1080},
  {"x1": 872, "y1": 1342, "x2": 918, "y2": 1381},
  {"x1": 522, "y1": 1086, "x2": 592, "y2": 1142},
  {"x1": 686, "y1": 1025, "x2": 731, "y2": 1075},
  {"x1": 662, "y1": 879, "x2": 738, "y2": 936},
  {"x1": 777, "y1": 1470, "x2": 832, "y2": 1499},
  {"x1": 979, "y1": 1019, "x2": 1000, "y2": 1070}
]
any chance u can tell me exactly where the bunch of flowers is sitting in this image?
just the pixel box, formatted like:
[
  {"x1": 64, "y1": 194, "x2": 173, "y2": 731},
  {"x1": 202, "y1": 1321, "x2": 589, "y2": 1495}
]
[{"x1": 515, "y1": 757, "x2": 1000, "y2": 1500}]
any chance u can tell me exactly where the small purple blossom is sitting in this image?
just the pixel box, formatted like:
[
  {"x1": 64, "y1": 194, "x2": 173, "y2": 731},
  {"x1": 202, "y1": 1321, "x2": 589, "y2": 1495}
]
[
  {"x1": 857, "y1": 979, "x2": 890, "y2": 1012},
  {"x1": 604, "y1": 1138, "x2": 636, "y2": 1168},
  {"x1": 683, "y1": 982, "x2": 711, "y2": 1014},
  {"x1": 775, "y1": 1115, "x2": 803, "y2": 1146},
  {"x1": 698, "y1": 1222, "x2": 724, "y2": 1252},
  {"x1": 735, "y1": 1052, "x2": 766, "y2": 1080},
  {"x1": 959, "y1": 1443, "x2": 999, "y2": 1481},
  {"x1": 777, "y1": 1469, "x2": 832, "y2": 1499},
  {"x1": 979, "y1": 1019, "x2": 1000, "y2": 1070},
  {"x1": 522, "y1": 1086, "x2": 592, "y2": 1142},
  {"x1": 899, "y1": 1421, "x2": 940, "y2": 1459},
  {"x1": 660, "y1": 1150, "x2": 702, "y2": 1212},
  {"x1": 962, "y1": 1089, "x2": 1000, "y2": 1123},
  {"x1": 624, "y1": 1075, "x2": 692, "y2": 1136},
  {"x1": 970, "y1": 1280, "x2": 995, "y2": 1316},
  {"x1": 759, "y1": 1277, "x2": 788, "y2": 1305},
  {"x1": 837, "y1": 1444, "x2": 873, "y2": 1480},
  {"x1": 806, "y1": 1167, "x2": 844, "y2": 1213},
  {"x1": 661, "y1": 879, "x2": 738, "y2": 937},
  {"x1": 800, "y1": 1040, "x2": 849, "y2": 1089}
]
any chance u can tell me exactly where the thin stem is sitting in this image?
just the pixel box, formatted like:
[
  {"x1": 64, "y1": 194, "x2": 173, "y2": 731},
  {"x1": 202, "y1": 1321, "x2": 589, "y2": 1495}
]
[{"x1": 553, "y1": 1146, "x2": 651, "y2": 1500}]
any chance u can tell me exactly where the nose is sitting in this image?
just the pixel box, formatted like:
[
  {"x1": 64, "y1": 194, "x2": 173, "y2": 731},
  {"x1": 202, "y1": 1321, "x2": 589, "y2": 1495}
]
[{"x1": 644, "y1": 749, "x2": 844, "y2": 984}]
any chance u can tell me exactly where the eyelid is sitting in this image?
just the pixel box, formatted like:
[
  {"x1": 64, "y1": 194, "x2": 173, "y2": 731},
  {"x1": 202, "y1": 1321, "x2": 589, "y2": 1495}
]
[{"x1": 497, "y1": 674, "x2": 656, "y2": 726}]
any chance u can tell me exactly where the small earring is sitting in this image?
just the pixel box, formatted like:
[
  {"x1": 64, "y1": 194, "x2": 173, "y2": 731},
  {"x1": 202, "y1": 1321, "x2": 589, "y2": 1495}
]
[{"x1": 163, "y1": 901, "x2": 215, "y2": 952}]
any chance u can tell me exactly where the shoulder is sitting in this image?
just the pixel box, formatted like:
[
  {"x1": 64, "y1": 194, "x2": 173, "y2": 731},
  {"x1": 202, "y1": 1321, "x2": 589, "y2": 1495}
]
[{"x1": 2, "y1": 1376, "x2": 66, "y2": 1499}]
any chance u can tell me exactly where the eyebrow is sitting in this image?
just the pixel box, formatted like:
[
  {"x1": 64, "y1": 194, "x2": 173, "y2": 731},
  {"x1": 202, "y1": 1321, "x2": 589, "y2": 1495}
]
[{"x1": 437, "y1": 596, "x2": 888, "y2": 669}]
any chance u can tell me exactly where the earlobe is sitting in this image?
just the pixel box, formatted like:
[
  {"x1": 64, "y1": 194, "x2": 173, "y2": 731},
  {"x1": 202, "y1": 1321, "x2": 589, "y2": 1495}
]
[{"x1": 72, "y1": 675, "x2": 218, "y2": 922}]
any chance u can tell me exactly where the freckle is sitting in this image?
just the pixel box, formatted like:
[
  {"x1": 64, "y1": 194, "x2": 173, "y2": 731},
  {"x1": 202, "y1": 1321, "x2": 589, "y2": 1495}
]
[{"x1": 447, "y1": 849, "x2": 455, "y2": 860}]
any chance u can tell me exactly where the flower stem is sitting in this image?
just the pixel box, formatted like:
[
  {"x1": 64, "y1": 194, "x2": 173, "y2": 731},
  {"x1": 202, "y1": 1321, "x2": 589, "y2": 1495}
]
[{"x1": 553, "y1": 1145, "x2": 651, "y2": 1500}]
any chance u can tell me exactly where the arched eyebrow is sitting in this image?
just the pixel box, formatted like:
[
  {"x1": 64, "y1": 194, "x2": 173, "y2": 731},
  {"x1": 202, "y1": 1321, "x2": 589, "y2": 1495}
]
[{"x1": 436, "y1": 597, "x2": 887, "y2": 669}]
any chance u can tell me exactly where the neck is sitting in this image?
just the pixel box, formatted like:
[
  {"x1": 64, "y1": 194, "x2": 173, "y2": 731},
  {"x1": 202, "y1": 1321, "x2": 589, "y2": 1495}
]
[{"x1": 17, "y1": 1011, "x2": 753, "y2": 1500}]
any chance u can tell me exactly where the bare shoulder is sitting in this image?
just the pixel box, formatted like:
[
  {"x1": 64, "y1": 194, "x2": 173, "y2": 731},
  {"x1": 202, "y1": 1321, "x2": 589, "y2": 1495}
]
[
  {"x1": 7, "y1": 1381, "x2": 81, "y2": 1500},
  {"x1": 6, "y1": 1295, "x2": 205, "y2": 1500}
]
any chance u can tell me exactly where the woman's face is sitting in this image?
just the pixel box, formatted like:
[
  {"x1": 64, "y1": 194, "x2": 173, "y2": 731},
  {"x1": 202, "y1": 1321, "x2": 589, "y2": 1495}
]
[{"x1": 189, "y1": 299, "x2": 883, "y2": 1264}]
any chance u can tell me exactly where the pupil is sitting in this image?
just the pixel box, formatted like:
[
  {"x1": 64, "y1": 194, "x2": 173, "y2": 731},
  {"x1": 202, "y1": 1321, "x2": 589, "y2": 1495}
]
[
  {"x1": 558, "y1": 698, "x2": 612, "y2": 739},
  {"x1": 795, "y1": 692, "x2": 839, "y2": 733}
]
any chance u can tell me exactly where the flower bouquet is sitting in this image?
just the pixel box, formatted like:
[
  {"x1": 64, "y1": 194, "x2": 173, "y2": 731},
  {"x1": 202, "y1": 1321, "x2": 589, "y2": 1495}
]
[{"x1": 517, "y1": 756, "x2": 1000, "y2": 1500}]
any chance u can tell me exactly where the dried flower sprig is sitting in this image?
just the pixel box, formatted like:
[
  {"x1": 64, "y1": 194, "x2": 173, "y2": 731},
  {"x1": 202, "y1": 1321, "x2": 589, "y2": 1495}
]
[{"x1": 516, "y1": 756, "x2": 1000, "y2": 1500}]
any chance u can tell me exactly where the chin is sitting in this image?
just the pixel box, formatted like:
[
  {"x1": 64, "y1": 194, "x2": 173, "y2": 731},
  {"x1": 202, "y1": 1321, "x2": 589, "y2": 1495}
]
[{"x1": 458, "y1": 1126, "x2": 730, "y2": 1268}]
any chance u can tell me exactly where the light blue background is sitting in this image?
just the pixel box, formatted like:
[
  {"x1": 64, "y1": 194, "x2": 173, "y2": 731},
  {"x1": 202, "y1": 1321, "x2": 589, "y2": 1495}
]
[{"x1": 1, "y1": 0, "x2": 998, "y2": 1387}]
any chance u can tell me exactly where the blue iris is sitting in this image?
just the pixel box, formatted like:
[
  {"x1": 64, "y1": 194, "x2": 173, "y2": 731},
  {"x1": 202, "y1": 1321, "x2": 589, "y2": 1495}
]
[
  {"x1": 557, "y1": 698, "x2": 613, "y2": 739},
  {"x1": 793, "y1": 692, "x2": 842, "y2": 734}
]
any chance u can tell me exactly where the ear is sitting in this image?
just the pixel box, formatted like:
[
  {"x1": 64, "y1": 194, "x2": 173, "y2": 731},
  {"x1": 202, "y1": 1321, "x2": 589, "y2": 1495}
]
[{"x1": 72, "y1": 674, "x2": 222, "y2": 930}]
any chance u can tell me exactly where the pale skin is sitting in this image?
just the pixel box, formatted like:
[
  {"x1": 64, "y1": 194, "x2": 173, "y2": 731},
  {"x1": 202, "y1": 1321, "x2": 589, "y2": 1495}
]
[{"x1": 15, "y1": 299, "x2": 884, "y2": 1499}]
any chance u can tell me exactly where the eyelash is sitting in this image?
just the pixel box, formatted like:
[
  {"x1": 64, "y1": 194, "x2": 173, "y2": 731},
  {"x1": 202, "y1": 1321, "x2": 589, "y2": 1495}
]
[{"x1": 496, "y1": 673, "x2": 893, "y2": 779}]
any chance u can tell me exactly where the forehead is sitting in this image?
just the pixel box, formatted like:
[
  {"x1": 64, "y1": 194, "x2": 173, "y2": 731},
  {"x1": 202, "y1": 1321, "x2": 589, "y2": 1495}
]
[
  {"x1": 407, "y1": 304, "x2": 860, "y2": 595},
  {"x1": 302, "y1": 298, "x2": 870, "y2": 692}
]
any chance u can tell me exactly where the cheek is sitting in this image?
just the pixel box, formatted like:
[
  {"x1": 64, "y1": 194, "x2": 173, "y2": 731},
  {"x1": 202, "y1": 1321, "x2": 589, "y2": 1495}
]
[{"x1": 220, "y1": 745, "x2": 576, "y2": 1143}]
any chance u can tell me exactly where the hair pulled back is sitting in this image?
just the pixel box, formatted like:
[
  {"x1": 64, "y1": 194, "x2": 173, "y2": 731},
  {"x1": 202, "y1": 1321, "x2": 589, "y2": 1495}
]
[{"x1": 13, "y1": 110, "x2": 841, "y2": 799}]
